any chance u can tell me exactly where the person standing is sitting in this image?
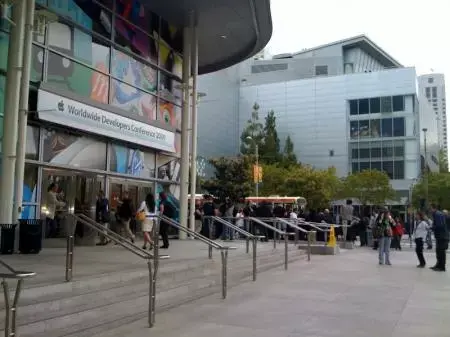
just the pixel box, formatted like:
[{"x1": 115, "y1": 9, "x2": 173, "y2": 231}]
[
  {"x1": 375, "y1": 210, "x2": 395, "y2": 265},
  {"x1": 96, "y1": 190, "x2": 110, "y2": 245},
  {"x1": 200, "y1": 195, "x2": 216, "y2": 238},
  {"x1": 118, "y1": 191, "x2": 135, "y2": 243},
  {"x1": 341, "y1": 200, "x2": 354, "y2": 241},
  {"x1": 159, "y1": 192, "x2": 175, "y2": 249},
  {"x1": 430, "y1": 204, "x2": 449, "y2": 272},
  {"x1": 46, "y1": 183, "x2": 66, "y2": 238},
  {"x1": 414, "y1": 211, "x2": 429, "y2": 268}
]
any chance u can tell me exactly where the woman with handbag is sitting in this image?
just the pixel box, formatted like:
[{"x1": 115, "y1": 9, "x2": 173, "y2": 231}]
[
  {"x1": 375, "y1": 209, "x2": 396, "y2": 265},
  {"x1": 136, "y1": 193, "x2": 156, "y2": 250}
]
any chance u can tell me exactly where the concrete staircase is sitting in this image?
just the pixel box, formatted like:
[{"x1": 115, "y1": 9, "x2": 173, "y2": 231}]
[{"x1": 1, "y1": 240, "x2": 306, "y2": 337}]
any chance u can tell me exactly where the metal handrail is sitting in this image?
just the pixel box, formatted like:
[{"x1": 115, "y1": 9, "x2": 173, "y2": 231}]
[
  {"x1": 1, "y1": 260, "x2": 36, "y2": 337},
  {"x1": 158, "y1": 215, "x2": 236, "y2": 299},
  {"x1": 275, "y1": 218, "x2": 314, "y2": 261},
  {"x1": 249, "y1": 217, "x2": 295, "y2": 270},
  {"x1": 66, "y1": 214, "x2": 169, "y2": 328},
  {"x1": 209, "y1": 216, "x2": 263, "y2": 282}
]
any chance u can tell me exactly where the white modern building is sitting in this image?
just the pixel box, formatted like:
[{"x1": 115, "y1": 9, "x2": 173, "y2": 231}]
[
  {"x1": 197, "y1": 35, "x2": 439, "y2": 203},
  {"x1": 417, "y1": 74, "x2": 447, "y2": 160}
]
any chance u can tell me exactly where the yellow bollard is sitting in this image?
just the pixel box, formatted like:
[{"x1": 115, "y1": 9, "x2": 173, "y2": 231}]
[{"x1": 327, "y1": 225, "x2": 336, "y2": 247}]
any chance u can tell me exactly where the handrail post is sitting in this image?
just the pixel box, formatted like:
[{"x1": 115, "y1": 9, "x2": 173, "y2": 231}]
[
  {"x1": 273, "y1": 228, "x2": 277, "y2": 249},
  {"x1": 284, "y1": 232, "x2": 289, "y2": 270},
  {"x1": 324, "y1": 230, "x2": 328, "y2": 246},
  {"x1": 2, "y1": 279, "x2": 11, "y2": 337},
  {"x1": 295, "y1": 227, "x2": 299, "y2": 246},
  {"x1": 307, "y1": 231, "x2": 312, "y2": 261},
  {"x1": 147, "y1": 259, "x2": 154, "y2": 327},
  {"x1": 2, "y1": 278, "x2": 24, "y2": 337},
  {"x1": 252, "y1": 238, "x2": 257, "y2": 281},
  {"x1": 246, "y1": 237, "x2": 250, "y2": 254},
  {"x1": 220, "y1": 249, "x2": 228, "y2": 299},
  {"x1": 208, "y1": 218, "x2": 213, "y2": 259},
  {"x1": 65, "y1": 234, "x2": 74, "y2": 282}
]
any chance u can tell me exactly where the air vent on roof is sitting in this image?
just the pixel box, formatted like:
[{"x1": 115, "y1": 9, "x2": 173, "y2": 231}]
[{"x1": 251, "y1": 63, "x2": 288, "y2": 74}]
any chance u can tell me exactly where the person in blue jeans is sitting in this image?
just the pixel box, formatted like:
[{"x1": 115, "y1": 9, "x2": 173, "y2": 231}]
[{"x1": 376, "y1": 210, "x2": 396, "y2": 265}]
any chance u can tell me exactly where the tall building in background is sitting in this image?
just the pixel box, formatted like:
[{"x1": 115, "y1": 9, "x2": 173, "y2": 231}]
[
  {"x1": 198, "y1": 35, "x2": 439, "y2": 205},
  {"x1": 418, "y1": 74, "x2": 447, "y2": 160}
]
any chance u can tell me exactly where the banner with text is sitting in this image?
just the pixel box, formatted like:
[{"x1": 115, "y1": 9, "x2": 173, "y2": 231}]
[{"x1": 37, "y1": 90, "x2": 175, "y2": 153}]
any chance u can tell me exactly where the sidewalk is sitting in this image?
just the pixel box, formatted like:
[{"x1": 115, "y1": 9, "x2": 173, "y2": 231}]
[{"x1": 94, "y1": 247, "x2": 450, "y2": 337}]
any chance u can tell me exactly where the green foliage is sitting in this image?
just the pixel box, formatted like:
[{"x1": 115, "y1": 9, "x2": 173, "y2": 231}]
[
  {"x1": 337, "y1": 170, "x2": 396, "y2": 205},
  {"x1": 201, "y1": 156, "x2": 253, "y2": 202},
  {"x1": 281, "y1": 135, "x2": 297, "y2": 167},
  {"x1": 240, "y1": 103, "x2": 264, "y2": 156},
  {"x1": 439, "y1": 149, "x2": 448, "y2": 173},
  {"x1": 412, "y1": 172, "x2": 450, "y2": 209},
  {"x1": 260, "y1": 110, "x2": 281, "y2": 164}
]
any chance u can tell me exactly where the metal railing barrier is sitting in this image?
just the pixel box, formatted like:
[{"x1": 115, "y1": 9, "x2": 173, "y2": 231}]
[
  {"x1": 293, "y1": 219, "x2": 331, "y2": 245},
  {"x1": 67, "y1": 214, "x2": 169, "y2": 328},
  {"x1": 158, "y1": 215, "x2": 237, "y2": 299},
  {"x1": 275, "y1": 218, "x2": 314, "y2": 261},
  {"x1": 248, "y1": 217, "x2": 295, "y2": 270},
  {"x1": 207, "y1": 216, "x2": 264, "y2": 282},
  {"x1": 1, "y1": 259, "x2": 36, "y2": 337}
]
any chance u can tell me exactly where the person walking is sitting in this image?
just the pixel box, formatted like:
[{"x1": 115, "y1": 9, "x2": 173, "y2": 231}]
[
  {"x1": 96, "y1": 190, "x2": 110, "y2": 245},
  {"x1": 430, "y1": 204, "x2": 449, "y2": 272},
  {"x1": 159, "y1": 192, "x2": 175, "y2": 249},
  {"x1": 414, "y1": 211, "x2": 429, "y2": 268},
  {"x1": 137, "y1": 193, "x2": 156, "y2": 250},
  {"x1": 117, "y1": 191, "x2": 135, "y2": 243},
  {"x1": 375, "y1": 209, "x2": 395, "y2": 266}
]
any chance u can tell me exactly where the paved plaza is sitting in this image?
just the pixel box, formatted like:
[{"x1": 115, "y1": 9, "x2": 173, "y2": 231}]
[{"x1": 94, "y1": 247, "x2": 450, "y2": 337}]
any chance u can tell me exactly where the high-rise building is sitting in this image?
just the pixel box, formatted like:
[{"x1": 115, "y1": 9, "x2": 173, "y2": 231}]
[
  {"x1": 198, "y1": 35, "x2": 439, "y2": 205},
  {"x1": 418, "y1": 74, "x2": 447, "y2": 160}
]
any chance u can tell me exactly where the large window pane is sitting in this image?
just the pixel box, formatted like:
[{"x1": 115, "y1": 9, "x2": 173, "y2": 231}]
[
  {"x1": 109, "y1": 144, "x2": 156, "y2": 178},
  {"x1": 392, "y1": 95, "x2": 404, "y2": 112},
  {"x1": 115, "y1": 0, "x2": 159, "y2": 37},
  {"x1": 111, "y1": 49, "x2": 157, "y2": 93},
  {"x1": 360, "y1": 161, "x2": 370, "y2": 171},
  {"x1": 31, "y1": 45, "x2": 44, "y2": 82},
  {"x1": 358, "y1": 99, "x2": 369, "y2": 115},
  {"x1": 26, "y1": 126, "x2": 39, "y2": 160},
  {"x1": 110, "y1": 79, "x2": 156, "y2": 121},
  {"x1": 381, "y1": 96, "x2": 392, "y2": 113},
  {"x1": 393, "y1": 117, "x2": 405, "y2": 136},
  {"x1": 160, "y1": 18, "x2": 183, "y2": 54},
  {"x1": 394, "y1": 144, "x2": 405, "y2": 157},
  {"x1": 158, "y1": 99, "x2": 180, "y2": 129},
  {"x1": 358, "y1": 120, "x2": 370, "y2": 138},
  {"x1": 382, "y1": 160, "x2": 394, "y2": 179},
  {"x1": 370, "y1": 97, "x2": 381, "y2": 114},
  {"x1": 381, "y1": 118, "x2": 393, "y2": 137},
  {"x1": 369, "y1": 119, "x2": 380, "y2": 137},
  {"x1": 352, "y1": 162, "x2": 359, "y2": 173},
  {"x1": 359, "y1": 148, "x2": 370, "y2": 159},
  {"x1": 114, "y1": 17, "x2": 158, "y2": 65},
  {"x1": 23, "y1": 165, "x2": 38, "y2": 203},
  {"x1": 349, "y1": 100, "x2": 358, "y2": 115},
  {"x1": 43, "y1": 129, "x2": 107, "y2": 169},
  {"x1": 159, "y1": 73, "x2": 182, "y2": 105},
  {"x1": 371, "y1": 145, "x2": 382, "y2": 159},
  {"x1": 0, "y1": 74, "x2": 4, "y2": 118},
  {"x1": 382, "y1": 141, "x2": 393, "y2": 157},
  {"x1": 350, "y1": 121, "x2": 359, "y2": 139},
  {"x1": 0, "y1": 31, "x2": 9, "y2": 71},
  {"x1": 393, "y1": 161, "x2": 404, "y2": 179},
  {"x1": 351, "y1": 148, "x2": 358, "y2": 159},
  {"x1": 47, "y1": 51, "x2": 109, "y2": 104},
  {"x1": 371, "y1": 161, "x2": 382, "y2": 171}
]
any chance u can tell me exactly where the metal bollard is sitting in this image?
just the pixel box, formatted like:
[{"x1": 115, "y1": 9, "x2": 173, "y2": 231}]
[
  {"x1": 324, "y1": 230, "x2": 328, "y2": 246},
  {"x1": 246, "y1": 238, "x2": 250, "y2": 254},
  {"x1": 147, "y1": 259, "x2": 154, "y2": 327},
  {"x1": 252, "y1": 238, "x2": 257, "y2": 281},
  {"x1": 284, "y1": 233, "x2": 289, "y2": 270},
  {"x1": 307, "y1": 231, "x2": 313, "y2": 262},
  {"x1": 295, "y1": 228, "x2": 299, "y2": 245},
  {"x1": 65, "y1": 235, "x2": 74, "y2": 282},
  {"x1": 220, "y1": 249, "x2": 228, "y2": 299}
]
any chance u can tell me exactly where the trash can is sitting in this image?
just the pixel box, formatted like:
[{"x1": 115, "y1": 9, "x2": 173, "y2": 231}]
[
  {"x1": 366, "y1": 229, "x2": 373, "y2": 247},
  {"x1": 1, "y1": 224, "x2": 17, "y2": 254},
  {"x1": 19, "y1": 219, "x2": 43, "y2": 254}
]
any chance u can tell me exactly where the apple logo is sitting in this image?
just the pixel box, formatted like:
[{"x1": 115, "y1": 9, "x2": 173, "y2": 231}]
[{"x1": 57, "y1": 100, "x2": 64, "y2": 112}]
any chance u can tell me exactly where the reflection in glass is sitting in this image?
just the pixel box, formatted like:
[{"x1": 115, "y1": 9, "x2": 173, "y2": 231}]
[
  {"x1": 112, "y1": 49, "x2": 157, "y2": 92},
  {"x1": 370, "y1": 119, "x2": 380, "y2": 137},
  {"x1": 23, "y1": 165, "x2": 38, "y2": 203},
  {"x1": 393, "y1": 117, "x2": 405, "y2": 136},
  {"x1": 370, "y1": 97, "x2": 380, "y2": 114},
  {"x1": 359, "y1": 99, "x2": 369, "y2": 114},
  {"x1": 114, "y1": 17, "x2": 158, "y2": 64},
  {"x1": 160, "y1": 18, "x2": 183, "y2": 54},
  {"x1": 381, "y1": 96, "x2": 392, "y2": 113},
  {"x1": 159, "y1": 73, "x2": 182, "y2": 105},
  {"x1": 349, "y1": 100, "x2": 358, "y2": 115},
  {"x1": 115, "y1": 0, "x2": 159, "y2": 37},
  {"x1": 394, "y1": 161, "x2": 405, "y2": 179},
  {"x1": 382, "y1": 161, "x2": 394, "y2": 179},
  {"x1": 350, "y1": 121, "x2": 359, "y2": 139},
  {"x1": 358, "y1": 120, "x2": 370, "y2": 138},
  {"x1": 109, "y1": 144, "x2": 155, "y2": 178},
  {"x1": 392, "y1": 95, "x2": 404, "y2": 112},
  {"x1": 110, "y1": 79, "x2": 156, "y2": 121},
  {"x1": 42, "y1": 129, "x2": 107, "y2": 170},
  {"x1": 47, "y1": 51, "x2": 109, "y2": 104},
  {"x1": 381, "y1": 118, "x2": 393, "y2": 137}
]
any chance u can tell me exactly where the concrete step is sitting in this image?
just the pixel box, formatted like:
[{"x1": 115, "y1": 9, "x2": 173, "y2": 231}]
[{"x1": 2, "y1": 243, "x2": 305, "y2": 337}]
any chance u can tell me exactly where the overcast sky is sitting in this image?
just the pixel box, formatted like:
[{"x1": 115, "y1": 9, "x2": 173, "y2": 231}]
[{"x1": 266, "y1": 0, "x2": 449, "y2": 147}]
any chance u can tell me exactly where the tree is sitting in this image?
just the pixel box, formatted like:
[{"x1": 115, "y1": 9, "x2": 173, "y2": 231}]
[
  {"x1": 337, "y1": 170, "x2": 396, "y2": 205},
  {"x1": 260, "y1": 110, "x2": 281, "y2": 164},
  {"x1": 240, "y1": 103, "x2": 264, "y2": 156},
  {"x1": 281, "y1": 135, "x2": 297, "y2": 167},
  {"x1": 201, "y1": 156, "x2": 253, "y2": 202},
  {"x1": 438, "y1": 149, "x2": 448, "y2": 173},
  {"x1": 412, "y1": 172, "x2": 450, "y2": 209}
]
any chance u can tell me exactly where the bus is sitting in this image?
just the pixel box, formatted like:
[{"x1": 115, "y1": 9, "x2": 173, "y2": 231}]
[{"x1": 245, "y1": 196, "x2": 307, "y2": 208}]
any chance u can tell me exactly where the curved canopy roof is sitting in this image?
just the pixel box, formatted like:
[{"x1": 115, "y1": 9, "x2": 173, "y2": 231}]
[{"x1": 144, "y1": 0, "x2": 273, "y2": 74}]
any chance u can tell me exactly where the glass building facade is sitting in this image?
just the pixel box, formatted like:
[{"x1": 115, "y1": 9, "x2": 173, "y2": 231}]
[{"x1": 0, "y1": 0, "x2": 184, "y2": 221}]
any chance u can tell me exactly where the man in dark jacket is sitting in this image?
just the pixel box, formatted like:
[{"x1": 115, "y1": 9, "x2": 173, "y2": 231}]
[
  {"x1": 430, "y1": 204, "x2": 449, "y2": 272},
  {"x1": 118, "y1": 191, "x2": 135, "y2": 243}
]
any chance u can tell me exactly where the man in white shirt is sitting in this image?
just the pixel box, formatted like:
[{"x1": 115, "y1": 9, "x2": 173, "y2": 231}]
[{"x1": 341, "y1": 199, "x2": 354, "y2": 241}]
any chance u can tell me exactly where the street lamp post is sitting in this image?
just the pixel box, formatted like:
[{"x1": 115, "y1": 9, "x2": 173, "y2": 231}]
[
  {"x1": 246, "y1": 136, "x2": 259, "y2": 198},
  {"x1": 422, "y1": 128, "x2": 429, "y2": 210}
]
